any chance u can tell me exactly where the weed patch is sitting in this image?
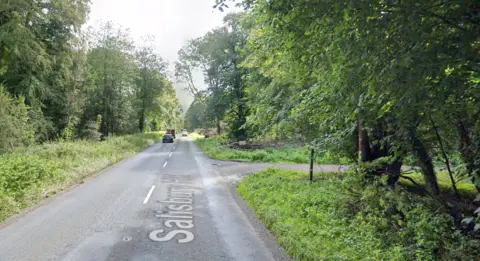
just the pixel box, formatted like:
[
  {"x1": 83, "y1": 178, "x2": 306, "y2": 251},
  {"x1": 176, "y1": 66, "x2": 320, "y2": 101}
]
[
  {"x1": 238, "y1": 169, "x2": 480, "y2": 261},
  {"x1": 0, "y1": 132, "x2": 163, "y2": 222}
]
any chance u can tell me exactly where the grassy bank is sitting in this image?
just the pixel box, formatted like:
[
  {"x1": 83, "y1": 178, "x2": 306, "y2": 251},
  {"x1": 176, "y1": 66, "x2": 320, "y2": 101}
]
[
  {"x1": 238, "y1": 169, "x2": 479, "y2": 261},
  {"x1": 0, "y1": 132, "x2": 163, "y2": 222},
  {"x1": 195, "y1": 135, "x2": 350, "y2": 164},
  {"x1": 400, "y1": 171, "x2": 478, "y2": 199}
]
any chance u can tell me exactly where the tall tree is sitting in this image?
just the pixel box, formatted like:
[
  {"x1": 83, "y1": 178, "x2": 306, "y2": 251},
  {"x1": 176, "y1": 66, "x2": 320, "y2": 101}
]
[
  {"x1": 84, "y1": 22, "x2": 136, "y2": 137},
  {"x1": 0, "y1": 0, "x2": 90, "y2": 140},
  {"x1": 134, "y1": 36, "x2": 167, "y2": 132},
  {"x1": 178, "y1": 13, "x2": 249, "y2": 139}
]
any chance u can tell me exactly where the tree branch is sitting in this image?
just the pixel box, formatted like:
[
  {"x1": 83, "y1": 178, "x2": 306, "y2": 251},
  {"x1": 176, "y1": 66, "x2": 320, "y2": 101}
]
[{"x1": 430, "y1": 116, "x2": 460, "y2": 199}]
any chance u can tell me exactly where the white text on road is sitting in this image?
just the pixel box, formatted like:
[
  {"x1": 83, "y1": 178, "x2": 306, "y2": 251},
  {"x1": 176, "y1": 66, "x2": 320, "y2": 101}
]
[{"x1": 149, "y1": 175, "x2": 196, "y2": 244}]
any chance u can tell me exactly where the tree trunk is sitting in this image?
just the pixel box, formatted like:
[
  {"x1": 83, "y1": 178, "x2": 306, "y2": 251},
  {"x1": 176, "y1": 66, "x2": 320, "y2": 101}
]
[
  {"x1": 358, "y1": 118, "x2": 371, "y2": 162},
  {"x1": 431, "y1": 117, "x2": 460, "y2": 199},
  {"x1": 456, "y1": 120, "x2": 480, "y2": 193},
  {"x1": 410, "y1": 128, "x2": 440, "y2": 196},
  {"x1": 216, "y1": 121, "x2": 221, "y2": 135},
  {"x1": 0, "y1": 47, "x2": 4, "y2": 70},
  {"x1": 231, "y1": 42, "x2": 248, "y2": 141},
  {"x1": 109, "y1": 79, "x2": 116, "y2": 135},
  {"x1": 101, "y1": 51, "x2": 108, "y2": 137},
  {"x1": 385, "y1": 160, "x2": 403, "y2": 186},
  {"x1": 139, "y1": 69, "x2": 147, "y2": 133},
  {"x1": 139, "y1": 109, "x2": 145, "y2": 133}
]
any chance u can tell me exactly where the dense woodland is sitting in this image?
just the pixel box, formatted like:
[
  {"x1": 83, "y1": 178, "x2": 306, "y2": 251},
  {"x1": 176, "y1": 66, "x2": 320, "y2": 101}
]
[
  {"x1": 0, "y1": 0, "x2": 181, "y2": 152},
  {"x1": 181, "y1": 0, "x2": 480, "y2": 258}
]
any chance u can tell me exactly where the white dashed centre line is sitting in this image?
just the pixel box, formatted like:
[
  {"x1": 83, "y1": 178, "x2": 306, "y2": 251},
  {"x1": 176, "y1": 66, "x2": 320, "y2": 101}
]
[
  {"x1": 143, "y1": 185, "x2": 156, "y2": 204},
  {"x1": 163, "y1": 161, "x2": 168, "y2": 168},
  {"x1": 169, "y1": 152, "x2": 172, "y2": 158}
]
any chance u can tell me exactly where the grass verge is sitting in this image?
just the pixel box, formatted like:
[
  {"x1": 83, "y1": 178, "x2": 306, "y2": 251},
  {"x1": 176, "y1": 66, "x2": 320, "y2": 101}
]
[
  {"x1": 238, "y1": 168, "x2": 480, "y2": 261},
  {"x1": 400, "y1": 171, "x2": 478, "y2": 199},
  {"x1": 0, "y1": 132, "x2": 163, "y2": 222},
  {"x1": 195, "y1": 135, "x2": 350, "y2": 164},
  {"x1": 188, "y1": 132, "x2": 204, "y2": 140}
]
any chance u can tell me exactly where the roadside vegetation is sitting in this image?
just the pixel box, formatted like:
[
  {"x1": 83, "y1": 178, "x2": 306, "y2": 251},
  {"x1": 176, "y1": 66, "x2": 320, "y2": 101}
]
[
  {"x1": 0, "y1": 132, "x2": 164, "y2": 222},
  {"x1": 1, "y1": 2, "x2": 182, "y2": 153},
  {"x1": 401, "y1": 171, "x2": 478, "y2": 199},
  {"x1": 195, "y1": 135, "x2": 350, "y2": 164},
  {"x1": 187, "y1": 132, "x2": 205, "y2": 140},
  {"x1": 1, "y1": 2, "x2": 182, "y2": 222},
  {"x1": 180, "y1": 1, "x2": 480, "y2": 259},
  {"x1": 239, "y1": 169, "x2": 480, "y2": 261},
  {"x1": 2, "y1": 0, "x2": 480, "y2": 259}
]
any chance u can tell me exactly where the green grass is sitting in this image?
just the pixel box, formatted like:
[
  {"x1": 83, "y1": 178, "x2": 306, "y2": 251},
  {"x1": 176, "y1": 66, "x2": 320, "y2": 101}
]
[
  {"x1": 238, "y1": 169, "x2": 480, "y2": 261},
  {"x1": 195, "y1": 135, "x2": 350, "y2": 164},
  {"x1": 400, "y1": 171, "x2": 477, "y2": 199},
  {"x1": 188, "y1": 132, "x2": 204, "y2": 140},
  {"x1": 0, "y1": 132, "x2": 164, "y2": 222}
]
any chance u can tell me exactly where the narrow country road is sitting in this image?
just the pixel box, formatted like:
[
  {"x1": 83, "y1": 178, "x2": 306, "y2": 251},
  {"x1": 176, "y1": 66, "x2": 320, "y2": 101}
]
[{"x1": 0, "y1": 137, "x2": 289, "y2": 261}]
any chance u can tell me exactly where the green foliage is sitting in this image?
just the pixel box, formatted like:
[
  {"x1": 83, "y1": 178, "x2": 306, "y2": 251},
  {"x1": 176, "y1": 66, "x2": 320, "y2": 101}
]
[
  {"x1": 154, "y1": 80, "x2": 182, "y2": 131},
  {"x1": 196, "y1": 135, "x2": 349, "y2": 164},
  {"x1": 134, "y1": 36, "x2": 168, "y2": 132},
  {"x1": 400, "y1": 171, "x2": 478, "y2": 199},
  {"x1": 61, "y1": 120, "x2": 76, "y2": 142},
  {"x1": 0, "y1": 85, "x2": 35, "y2": 151},
  {"x1": 0, "y1": 0, "x2": 90, "y2": 139},
  {"x1": 80, "y1": 24, "x2": 181, "y2": 137},
  {"x1": 208, "y1": 0, "x2": 480, "y2": 200},
  {"x1": 1, "y1": 4, "x2": 181, "y2": 145},
  {"x1": 238, "y1": 169, "x2": 480, "y2": 261},
  {"x1": 185, "y1": 96, "x2": 208, "y2": 130},
  {"x1": 0, "y1": 132, "x2": 164, "y2": 222},
  {"x1": 178, "y1": 13, "x2": 250, "y2": 139},
  {"x1": 82, "y1": 22, "x2": 138, "y2": 136}
]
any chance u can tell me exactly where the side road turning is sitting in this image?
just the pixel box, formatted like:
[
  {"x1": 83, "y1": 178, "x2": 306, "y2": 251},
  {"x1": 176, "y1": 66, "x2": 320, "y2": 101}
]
[{"x1": 0, "y1": 137, "x2": 283, "y2": 261}]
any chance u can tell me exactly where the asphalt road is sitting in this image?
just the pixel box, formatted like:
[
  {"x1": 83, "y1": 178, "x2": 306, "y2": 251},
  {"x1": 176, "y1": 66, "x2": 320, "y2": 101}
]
[{"x1": 0, "y1": 137, "x2": 282, "y2": 261}]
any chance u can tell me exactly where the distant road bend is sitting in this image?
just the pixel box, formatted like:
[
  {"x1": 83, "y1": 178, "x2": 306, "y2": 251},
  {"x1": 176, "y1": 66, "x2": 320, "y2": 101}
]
[{"x1": 0, "y1": 137, "x2": 286, "y2": 261}]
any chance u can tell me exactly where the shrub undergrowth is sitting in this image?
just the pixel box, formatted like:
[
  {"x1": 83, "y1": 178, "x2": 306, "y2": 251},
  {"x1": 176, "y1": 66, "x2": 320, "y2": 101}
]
[
  {"x1": 0, "y1": 132, "x2": 163, "y2": 222},
  {"x1": 238, "y1": 169, "x2": 480, "y2": 261}
]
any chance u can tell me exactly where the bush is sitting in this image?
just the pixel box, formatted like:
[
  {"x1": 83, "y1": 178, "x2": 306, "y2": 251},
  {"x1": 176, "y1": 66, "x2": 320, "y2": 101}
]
[
  {"x1": 0, "y1": 85, "x2": 35, "y2": 152},
  {"x1": 251, "y1": 150, "x2": 268, "y2": 161},
  {"x1": 238, "y1": 169, "x2": 480, "y2": 261},
  {"x1": 0, "y1": 132, "x2": 163, "y2": 222}
]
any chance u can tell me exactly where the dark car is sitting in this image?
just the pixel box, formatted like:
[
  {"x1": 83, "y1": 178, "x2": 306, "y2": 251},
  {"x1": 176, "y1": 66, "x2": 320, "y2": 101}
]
[{"x1": 162, "y1": 134, "x2": 174, "y2": 143}]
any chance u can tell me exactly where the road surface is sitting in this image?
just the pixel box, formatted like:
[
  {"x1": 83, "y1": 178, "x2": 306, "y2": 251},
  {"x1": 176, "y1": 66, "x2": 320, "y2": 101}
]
[{"x1": 0, "y1": 137, "x2": 288, "y2": 261}]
